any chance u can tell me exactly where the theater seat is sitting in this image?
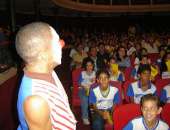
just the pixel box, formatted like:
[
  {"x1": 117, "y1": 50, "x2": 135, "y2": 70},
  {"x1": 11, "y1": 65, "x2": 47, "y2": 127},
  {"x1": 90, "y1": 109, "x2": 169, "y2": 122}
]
[
  {"x1": 113, "y1": 103, "x2": 141, "y2": 130},
  {"x1": 124, "y1": 67, "x2": 133, "y2": 81},
  {"x1": 155, "y1": 78, "x2": 170, "y2": 96},
  {"x1": 71, "y1": 68, "x2": 82, "y2": 107},
  {"x1": 161, "y1": 103, "x2": 170, "y2": 126},
  {"x1": 148, "y1": 53, "x2": 159, "y2": 63},
  {"x1": 122, "y1": 79, "x2": 136, "y2": 103}
]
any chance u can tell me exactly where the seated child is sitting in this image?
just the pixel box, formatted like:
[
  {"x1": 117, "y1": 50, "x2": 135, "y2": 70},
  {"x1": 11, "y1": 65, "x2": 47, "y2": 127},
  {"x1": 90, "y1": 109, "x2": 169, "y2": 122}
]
[
  {"x1": 160, "y1": 51, "x2": 170, "y2": 73},
  {"x1": 160, "y1": 84, "x2": 170, "y2": 103},
  {"x1": 123, "y1": 94, "x2": 169, "y2": 130},
  {"x1": 131, "y1": 54, "x2": 150, "y2": 80},
  {"x1": 89, "y1": 69, "x2": 121, "y2": 130},
  {"x1": 127, "y1": 64, "x2": 157, "y2": 104},
  {"x1": 107, "y1": 56, "x2": 124, "y2": 82},
  {"x1": 78, "y1": 57, "x2": 96, "y2": 125}
]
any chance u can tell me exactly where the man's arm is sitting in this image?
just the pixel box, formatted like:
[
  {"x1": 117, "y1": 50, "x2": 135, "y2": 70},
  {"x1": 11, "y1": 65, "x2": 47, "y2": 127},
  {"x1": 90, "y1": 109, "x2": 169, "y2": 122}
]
[{"x1": 23, "y1": 95, "x2": 52, "y2": 130}]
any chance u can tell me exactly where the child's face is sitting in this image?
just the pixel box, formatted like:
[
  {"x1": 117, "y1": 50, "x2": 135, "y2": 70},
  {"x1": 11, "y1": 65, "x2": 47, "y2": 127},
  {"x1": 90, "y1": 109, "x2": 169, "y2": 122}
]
[
  {"x1": 86, "y1": 62, "x2": 93, "y2": 72},
  {"x1": 141, "y1": 49, "x2": 147, "y2": 55},
  {"x1": 98, "y1": 73, "x2": 109, "y2": 90},
  {"x1": 109, "y1": 59, "x2": 116, "y2": 67},
  {"x1": 140, "y1": 70, "x2": 151, "y2": 82},
  {"x1": 141, "y1": 100, "x2": 162, "y2": 123},
  {"x1": 118, "y1": 48, "x2": 126, "y2": 57},
  {"x1": 166, "y1": 53, "x2": 170, "y2": 61},
  {"x1": 141, "y1": 57, "x2": 148, "y2": 64}
]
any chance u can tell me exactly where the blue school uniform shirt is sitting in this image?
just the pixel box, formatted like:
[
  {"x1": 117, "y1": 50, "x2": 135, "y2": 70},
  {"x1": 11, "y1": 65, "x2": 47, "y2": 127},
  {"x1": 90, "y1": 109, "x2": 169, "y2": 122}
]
[
  {"x1": 127, "y1": 81, "x2": 156, "y2": 104},
  {"x1": 123, "y1": 116, "x2": 170, "y2": 130},
  {"x1": 78, "y1": 70, "x2": 96, "y2": 87},
  {"x1": 160, "y1": 84, "x2": 170, "y2": 103},
  {"x1": 89, "y1": 85, "x2": 120, "y2": 110}
]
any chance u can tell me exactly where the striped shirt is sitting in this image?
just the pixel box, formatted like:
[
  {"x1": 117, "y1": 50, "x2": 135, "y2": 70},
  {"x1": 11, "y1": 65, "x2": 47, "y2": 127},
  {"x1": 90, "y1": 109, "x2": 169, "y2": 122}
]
[{"x1": 17, "y1": 70, "x2": 76, "y2": 130}]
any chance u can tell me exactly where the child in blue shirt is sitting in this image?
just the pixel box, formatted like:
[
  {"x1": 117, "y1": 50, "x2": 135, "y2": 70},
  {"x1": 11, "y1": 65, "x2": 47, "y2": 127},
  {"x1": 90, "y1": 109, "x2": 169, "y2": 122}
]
[
  {"x1": 89, "y1": 69, "x2": 120, "y2": 130},
  {"x1": 107, "y1": 56, "x2": 124, "y2": 82},
  {"x1": 127, "y1": 64, "x2": 157, "y2": 104},
  {"x1": 123, "y1": 94, "x2": 169, "y2": 130},
  {"x1": 160, "y1": 84, "x2": 170, "y2": 103},
  {"x1": 78, "y1": 57, "x2": 96, "y2": 125}
]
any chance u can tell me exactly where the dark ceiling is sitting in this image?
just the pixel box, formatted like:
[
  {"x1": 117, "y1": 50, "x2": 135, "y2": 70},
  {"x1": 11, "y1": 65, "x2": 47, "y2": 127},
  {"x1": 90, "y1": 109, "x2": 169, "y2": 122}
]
[{"x1": 0, "y1": 0, "x2": 56, "y2": 15}]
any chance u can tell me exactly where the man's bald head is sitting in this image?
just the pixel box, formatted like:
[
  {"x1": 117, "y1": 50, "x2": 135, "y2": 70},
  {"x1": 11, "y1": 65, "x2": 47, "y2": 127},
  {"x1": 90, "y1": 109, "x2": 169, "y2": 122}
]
[{"x1": 15, "y1": 22, "x2": 53, "y2": 63}]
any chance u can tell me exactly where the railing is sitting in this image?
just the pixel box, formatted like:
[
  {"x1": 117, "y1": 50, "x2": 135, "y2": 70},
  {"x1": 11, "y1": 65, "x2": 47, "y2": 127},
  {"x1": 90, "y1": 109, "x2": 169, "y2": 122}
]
[
  {"x1": 72, "y1": 0, "x2": 170, "y2": 5},
  {"x1": 51, "y1": 0, "x2": 170, "y2": 12}
]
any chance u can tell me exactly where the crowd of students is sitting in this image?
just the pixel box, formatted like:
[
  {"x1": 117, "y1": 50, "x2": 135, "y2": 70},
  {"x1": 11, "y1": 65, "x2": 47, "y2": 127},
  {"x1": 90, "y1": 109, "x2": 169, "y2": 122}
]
[
  {"x1": 1, "y1": 23, "x2": 170, "y2": 129},
  {"x1": 66, "y1": 25, "x2": 170, "y2": 129}
]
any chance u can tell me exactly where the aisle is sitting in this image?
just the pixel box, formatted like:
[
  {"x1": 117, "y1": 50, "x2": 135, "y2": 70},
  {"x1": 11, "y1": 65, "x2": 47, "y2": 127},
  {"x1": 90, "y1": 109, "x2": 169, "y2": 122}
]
[{"x1": 55, "y1": 48, "x2": 91, "y2": 130}]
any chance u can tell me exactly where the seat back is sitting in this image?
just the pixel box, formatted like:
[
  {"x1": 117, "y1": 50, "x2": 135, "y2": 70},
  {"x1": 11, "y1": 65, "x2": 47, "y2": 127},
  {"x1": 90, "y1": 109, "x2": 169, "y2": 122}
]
[
  {"x1": 124, "y1": 67, "x2": 133, "y2": 81},
  {"x1": 71, "y1": 68, "x2": 82, "y2": 107},
  {"x1": 148, "y1": 53, "x2": 159, "y2": 63},
  {"x1": 161, "y1": 103, "x2": 170, "y2": 126},
  {"x1": 122, "y1": 79, "x2": 135, "y2": 103},
  {"x1": 109, "y1": 81, "x2": 123, "y2": 104},
  {"x1": 113, "y1": 104, "x2": 141, "y2": 130},
  {"x1": 155, "y1": 78, "x2": 170, "y2": 96}
]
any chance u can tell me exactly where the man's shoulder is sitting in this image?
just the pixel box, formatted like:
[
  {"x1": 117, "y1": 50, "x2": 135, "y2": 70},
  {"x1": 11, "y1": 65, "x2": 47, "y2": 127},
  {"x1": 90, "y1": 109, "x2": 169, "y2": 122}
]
[{"x1": 23, "y1": 95, "x2": 51, "y2": 129}]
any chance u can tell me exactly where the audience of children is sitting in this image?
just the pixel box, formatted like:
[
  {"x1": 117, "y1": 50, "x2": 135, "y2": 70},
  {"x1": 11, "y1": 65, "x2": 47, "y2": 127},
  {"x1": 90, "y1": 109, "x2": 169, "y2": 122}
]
[{"x1": 67, "y1": 26, "x2": 170, "y2": 129}]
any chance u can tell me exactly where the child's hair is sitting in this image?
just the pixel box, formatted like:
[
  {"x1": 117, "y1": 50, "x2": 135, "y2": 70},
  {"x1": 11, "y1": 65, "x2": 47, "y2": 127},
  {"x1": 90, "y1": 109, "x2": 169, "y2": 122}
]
[
  {"x1": 137, "y1": 64, "x2": 151, "y2": 74},
  {"x1": 96, "y1": 69, "x2": 110, "y2": 79},
  {"x1": 140, "y1": 94, "x2": 161, "y2": 108},
  {"x1": 82, "y1": 57, "x2": 94, "y2": 70}
]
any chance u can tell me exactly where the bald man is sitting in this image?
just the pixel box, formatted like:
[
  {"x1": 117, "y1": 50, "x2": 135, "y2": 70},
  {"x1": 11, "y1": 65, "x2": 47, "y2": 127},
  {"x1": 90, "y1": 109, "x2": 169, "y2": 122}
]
[{"x1": 16, "y1": 22, "x2": 76, "y2": 130}]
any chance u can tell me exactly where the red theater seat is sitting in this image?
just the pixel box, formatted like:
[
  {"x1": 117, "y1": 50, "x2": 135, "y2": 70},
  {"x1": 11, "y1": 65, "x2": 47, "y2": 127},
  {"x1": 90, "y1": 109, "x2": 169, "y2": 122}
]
[
  {"x1": 161, "y1": 103, "x2": 170, "y2": 126},
  {"x1": 71, "y1": 68, "x2": 82, "y2": 107},
  {"x1": 155, "y1": 78, "x2": 170, "y2": 96},
  {"x1": 113, "y1": 103, "x2": 141, "y2": 130}
]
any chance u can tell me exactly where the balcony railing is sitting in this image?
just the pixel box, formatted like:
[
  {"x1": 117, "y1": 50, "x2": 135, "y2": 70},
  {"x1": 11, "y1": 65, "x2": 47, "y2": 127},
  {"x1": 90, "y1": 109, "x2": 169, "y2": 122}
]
[{"x1": 51, "y1": 0, "x2": 170, "y2": 12}]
